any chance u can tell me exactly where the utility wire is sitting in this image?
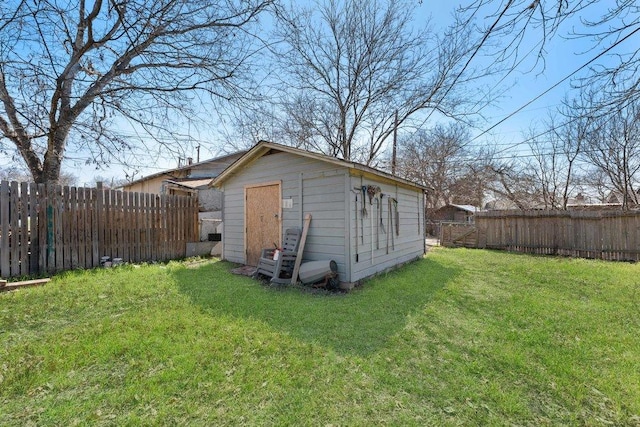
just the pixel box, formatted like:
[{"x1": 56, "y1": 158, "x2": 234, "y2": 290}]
[
  {"x1": 470, "y1": 23, "x2": 640, "y2": 145},
  {"x1": 478, "y1": 77, "x2": 640, "y2": 160},
  {"x1": 419, "y1": 1, "x2": 516, "y2": 127}
]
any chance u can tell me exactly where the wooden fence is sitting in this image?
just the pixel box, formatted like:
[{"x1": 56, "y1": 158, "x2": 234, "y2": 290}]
[
  {"x1": 440, "y1": 210, "x2": 640, "y2": 262},
  {"x1": 0, "y1": 181, "x2": 198, "y2": 278},
  {"x1": 440, "y1": 221, "x2": 484, "y2": 249}
]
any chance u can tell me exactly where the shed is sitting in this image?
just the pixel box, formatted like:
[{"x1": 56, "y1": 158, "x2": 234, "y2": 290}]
[
  {"x1": 210, "y1": 141, "x2": 427, "y2": 285},
  {"x1": 428, "y1": 204, "x2": 480, "y2": 237},
  {"x1": 430, "y1": 204, "x2": 479, "y2": 223}
]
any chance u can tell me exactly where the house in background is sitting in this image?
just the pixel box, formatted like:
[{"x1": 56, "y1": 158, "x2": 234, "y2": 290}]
[
  {"x1": 484, "y1": 192, "x2": 628, "y2": 212},
  {"x1": 120, "y1": 151, "x2": 246, "y2": 253},
  {"x1": 565, "y1": 192, "x2": 621, "y2": 211},
  {"x1": 210, "y1": 141, "x2": 427, "y2": 286}
]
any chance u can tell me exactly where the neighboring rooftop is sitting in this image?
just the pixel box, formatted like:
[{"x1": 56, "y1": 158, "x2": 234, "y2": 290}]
[{"x1": 122, "y1": 151, "x2": 247, "y2": 188}]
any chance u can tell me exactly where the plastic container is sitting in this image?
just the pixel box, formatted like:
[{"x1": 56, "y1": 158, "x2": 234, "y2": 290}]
[{"x1": 298, "y1": 260, "x2": 338, "y2": 284}]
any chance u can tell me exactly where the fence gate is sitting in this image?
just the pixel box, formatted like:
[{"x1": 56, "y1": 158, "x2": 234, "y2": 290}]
[{"x1": 440, "y1": 222, "x2": 480, "y2": 248}]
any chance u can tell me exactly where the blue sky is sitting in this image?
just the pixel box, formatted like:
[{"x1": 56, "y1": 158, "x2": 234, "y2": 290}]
[
  {"x1": 0, "y1": 1, "x2": 632, "y2": 185},
  {"x1": 431, "y1": 1, "x2": 640, "y2": 170}
]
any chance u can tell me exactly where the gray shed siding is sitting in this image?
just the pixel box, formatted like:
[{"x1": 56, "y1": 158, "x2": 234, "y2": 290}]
[
  {"x1": 300, "y1": 171, "x2": 350, "y2": 280},
  {"x1": 220, "y1": 152, "x2": 350, "y2": 278},
  {"x1": 347, "y1": 176, "x2": 425, "y2": 282},
  {"x1": 219, "y1": 149, "x2": 425, "y2": 283}
]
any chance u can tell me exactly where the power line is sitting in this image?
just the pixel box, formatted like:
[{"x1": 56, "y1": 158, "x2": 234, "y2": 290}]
[
  {"x1": 476, "y1": 81, "x2": 640, "y2": 160},
  {"x1": 404, "y1": 2, "x2": 599, "y2": 150},
  {"x1": 470, "y1": 23, "x2": 640, "y2": 145},
  {"x1": 421, "y1": 1, "x2": 516, "y2": 126}
]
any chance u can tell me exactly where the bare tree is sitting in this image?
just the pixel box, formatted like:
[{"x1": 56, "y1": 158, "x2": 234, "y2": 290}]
[
  {"x1": 523, "y1": 109, "x2": 585, "y2": 209},
  {"x1": 457, "y1": 1, "x2": 640, "y2": 112},
  {"x1": 483, "y1": 158, "x2": 540, "y2": 210},
  {"x1": 91, "y1": 174, "x2": 128, "y2": 189},
  {"x1": 0, "y1": 164, "x2": 77, "y2": 186},
  {"x1": 0, "y1": 165, "x2": 35, "y2": 183},
  {"x1": 254, "y1": 0, "x2": 484, "y2": 164},
  {"x1": 526, "y1": 137, "x2": 562, "y2": 209},
  {"x1": 580, "y1": 101, "x2": 640, "y2": 210},
  {"x1": 396, "y1": 123, "x2": 488, "y2": 209},
  {"x1": 579, "y1": 168, "x2": 610, "y2": 204},
  {"x1": 445, "y1": 2, "x2": 640, "y2": 209},
  {"x1": 0, "y1": 0, "x2": 272, "y2": 184}
]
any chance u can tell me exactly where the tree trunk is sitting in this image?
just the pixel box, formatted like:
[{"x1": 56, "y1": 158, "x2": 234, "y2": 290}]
[
  {"x1": 41, "y1": 153, "x2": 63, "y2": 185},
  {"x1": 38, "y1": 126, "x2": 69, "y2": 185}
]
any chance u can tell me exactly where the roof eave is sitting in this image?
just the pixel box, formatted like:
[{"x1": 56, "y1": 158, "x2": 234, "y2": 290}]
[
  {"x1": 210, "y1": 140, "x2": 427, "y2": 192},
  {"x1": 349, "y1": 163, "x2": 428, "y2": 191}
]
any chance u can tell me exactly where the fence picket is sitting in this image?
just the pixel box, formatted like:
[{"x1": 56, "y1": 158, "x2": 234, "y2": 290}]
[
  {"x1": 106, "y1": 189, "x2": 114, "y2": 259},
  {"x1": 29, "y1": 183, "x2": 39, "y2": 272},
  {"x1": 19, "y1": 182, "x2": 29, "y2": 276},
  {"x1": 69, "y1": 187, "x2": 78, "y2": 269},
  {"x1": 9, "y1": 181, "x2": 20, "y2": 277},
  {"x1": 78, "y1": 187, "x2": 87, "y2": 269},
  {"x1": 143, "y1": 193, "x2": 149, "y2": 261},
  {"x1": 0, "y1": 180, "x2": 198, "y2": 278},
  {"x1": 441, "y1": 209, "x2": 640, "y2": 262},
  {"x1": 0, "y1": 181, "x2": 8, "y2": 277},
  {"x1": 61, "y1": 186, "x2": 70, "y2": 270}
]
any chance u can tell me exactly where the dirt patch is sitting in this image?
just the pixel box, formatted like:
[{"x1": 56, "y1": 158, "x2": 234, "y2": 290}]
[{"x1": 231, "y1": 265, "x2": 257, "y2": 276}]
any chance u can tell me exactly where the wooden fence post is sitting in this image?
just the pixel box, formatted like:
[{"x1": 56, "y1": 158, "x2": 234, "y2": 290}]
[
  {"x1": 44, "y1": 184, "x2": 54, "y2": 272},
  {"x1": 0, "y1": 181, "x2": 9, "y2": 277}
]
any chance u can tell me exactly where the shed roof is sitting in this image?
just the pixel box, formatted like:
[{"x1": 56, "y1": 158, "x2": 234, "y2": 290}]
[
  {"x1": 449, "y1": 204, "x2": 480, "y2": 213},
  {"x1": 210, "y1": 141, "x2": 428, "y2": 191}
]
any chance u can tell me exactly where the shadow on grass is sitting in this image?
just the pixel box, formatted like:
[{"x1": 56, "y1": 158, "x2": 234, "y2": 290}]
[{"x1": 174, "y1": 256, "x2": 460, "y2": 357}]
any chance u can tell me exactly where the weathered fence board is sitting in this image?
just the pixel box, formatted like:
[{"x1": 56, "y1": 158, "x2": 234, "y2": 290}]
[
  {"x1": 0, "y1": 180, "x2": 198, "y2": 279},
  {"x1": 441, "y1": 210, "x2": 640, "y2": 262}
]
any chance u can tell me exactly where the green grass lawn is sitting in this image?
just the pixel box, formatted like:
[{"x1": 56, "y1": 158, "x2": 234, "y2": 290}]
[{"x1": 1, "y1": 249, "x2": 639, "y2": 426}]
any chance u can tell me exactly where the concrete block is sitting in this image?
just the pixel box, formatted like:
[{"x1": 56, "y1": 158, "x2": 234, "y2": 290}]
[
  {"x1": 186, "y1": 241, "x2": 217, "y2": 257},
  {"x1": 210, "y1": 242, "x2": 222, "y2": 256}
]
